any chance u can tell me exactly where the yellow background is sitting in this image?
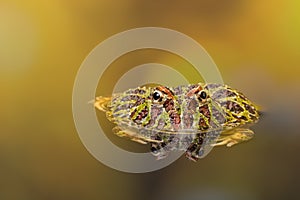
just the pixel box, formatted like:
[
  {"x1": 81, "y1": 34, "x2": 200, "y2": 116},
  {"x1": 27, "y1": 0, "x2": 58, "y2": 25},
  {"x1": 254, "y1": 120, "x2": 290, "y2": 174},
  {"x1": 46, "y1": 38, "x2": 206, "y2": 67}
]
[{"x1": 1, "y1": 0, "x2": 300, "y2": 199}]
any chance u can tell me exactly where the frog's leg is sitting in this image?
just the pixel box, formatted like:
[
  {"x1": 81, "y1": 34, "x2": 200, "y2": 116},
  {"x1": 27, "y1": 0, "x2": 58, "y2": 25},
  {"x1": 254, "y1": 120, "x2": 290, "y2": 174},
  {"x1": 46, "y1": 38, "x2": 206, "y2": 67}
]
[
  {"x1": 112, "y1": 127, "x2": 128, "y2": 138},
  {"x1": 112, "y1": 127, "x2": 160, "y2": 144},
  {"x1": 94, "y1": 96, "x2": 115, "y2": 122},
  {"x1": 94, "y1": 96, "x2": 111, "y2": 112},
  {"x1": 150, "y1": 134, "x2": 182, "y2": 160},
  {"x1": 185, "y1": 131, "x2": 218, "y2": 161},
  {"x1": 212, "y1": 128, "x2": 254, "y2": 147},
  {"x1": 112, "y1": 127, "x2": 147, "y2": 144},
  {"x1": 185, "y1": 142, "x2": 201, "y2": 162}
]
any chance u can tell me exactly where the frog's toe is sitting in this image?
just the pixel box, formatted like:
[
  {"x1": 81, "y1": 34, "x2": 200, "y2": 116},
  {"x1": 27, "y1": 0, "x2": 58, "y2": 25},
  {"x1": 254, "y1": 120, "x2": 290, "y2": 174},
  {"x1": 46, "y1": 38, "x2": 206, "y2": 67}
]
[
  {"x1": 185, "y1": 151, "x2": 199, "y2": 162},
  {"x1": 226, "y1": 140, "x2": 239, "y2": 147},
  {"x1": 131, "y1": 138, "x2": 147, "y2": 144},
  {"x1": 213, "y1": 128, "x2": 254, "y2": 147},
  {"x1": 94, "y1": 96, "x2": 112, "y2": 112},
  {"x1": 211, "y1": 139, "x2": 230, "y2": 147}
]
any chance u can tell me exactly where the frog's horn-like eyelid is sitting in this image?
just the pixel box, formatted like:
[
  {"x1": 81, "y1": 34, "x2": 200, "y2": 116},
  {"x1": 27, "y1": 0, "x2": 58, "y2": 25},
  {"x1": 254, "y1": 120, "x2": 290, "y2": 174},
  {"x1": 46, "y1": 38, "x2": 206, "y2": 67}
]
[
  {"x1": 186, "y1": 85, "x2": 203, "y2": 97},
  {"x1": 156, "y1": 86, "x2": 175, "y2": 97},
  {"x1": 164, "y1": 86, "x2": 175, "y2": 96}
]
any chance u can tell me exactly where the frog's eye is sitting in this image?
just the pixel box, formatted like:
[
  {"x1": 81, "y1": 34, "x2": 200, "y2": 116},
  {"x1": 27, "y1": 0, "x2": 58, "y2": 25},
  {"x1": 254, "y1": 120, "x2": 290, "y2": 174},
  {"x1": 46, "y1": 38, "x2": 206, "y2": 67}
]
[
  {"x1": 199, "y1": 91, "x2": 207, "y2": 99},
  {"x1": 152, "y1": 90, "x2": 163, "y2": 102},
  {"x1": 197, "y1": 90, "x2": 208, "y2": 102}
]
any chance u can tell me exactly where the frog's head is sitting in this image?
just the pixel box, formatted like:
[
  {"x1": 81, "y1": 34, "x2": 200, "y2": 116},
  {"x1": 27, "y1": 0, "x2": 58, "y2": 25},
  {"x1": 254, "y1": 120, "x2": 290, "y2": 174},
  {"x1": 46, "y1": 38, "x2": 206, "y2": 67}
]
[{"x1": 109, "y1": 85, "x2": 180, "y2": 128}]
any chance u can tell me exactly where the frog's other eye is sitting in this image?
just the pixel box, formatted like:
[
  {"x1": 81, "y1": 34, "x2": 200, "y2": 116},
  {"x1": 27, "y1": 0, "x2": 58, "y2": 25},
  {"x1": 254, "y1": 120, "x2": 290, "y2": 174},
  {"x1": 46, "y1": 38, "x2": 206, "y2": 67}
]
[
  {"x1": 152, "y1": 90, "x2": 163, "y2": 102},
  {"x1": 197, "y1": 90, "x2": 208, "y2": 102},
  {"x1": 199, "y1": 91, "x2": 207, "y2": 99}
]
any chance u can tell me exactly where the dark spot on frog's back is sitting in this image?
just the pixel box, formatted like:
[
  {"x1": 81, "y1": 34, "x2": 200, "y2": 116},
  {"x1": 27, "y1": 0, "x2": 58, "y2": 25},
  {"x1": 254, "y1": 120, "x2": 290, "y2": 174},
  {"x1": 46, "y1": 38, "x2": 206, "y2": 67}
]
[
  {"x1": 225, "y1": 101, "x2": 244, "y2": 113},
  {"x1": 134, "y1": 97, "x2": 146, "y2": 107},
  {"x1": 132, "y1": 106, "x2": 149, "y2": 124},
  {"x1": 163, "y1": 99, "x2": 174, "y2": 112},
  {"x1": 120, "y1": 95, "x2": 145, "y2": 105},
  {"x1": 204, "y1": 83, "x2": 222, "y2": 90},
  {"x1": 199, "y1": 104, "x2": 210, "y2": 118},
  {"x1": 243, "y1": 102, "x2": 256, "y2": 115},
  {"x1": 249, "y1": 114, "x2": 258, "y2": 120},
  {"x1": 212, "y1": 88, "x2": 236, "y2": 100},
  {"x1": 238, "y1": 92, "x2": 247, "y2": 101},
  {"x1": 125, "y1": 88, "x2": 146, "y2": 95},
  {"x1": 237, "y1": 115, "x2": 248, "y2": 121},
  {"x1": 114, "y1": 103, "x2": 134, "y2": 112},
  {"x1": 199, "y1": 117, "x2": 209, "y2": 130}
]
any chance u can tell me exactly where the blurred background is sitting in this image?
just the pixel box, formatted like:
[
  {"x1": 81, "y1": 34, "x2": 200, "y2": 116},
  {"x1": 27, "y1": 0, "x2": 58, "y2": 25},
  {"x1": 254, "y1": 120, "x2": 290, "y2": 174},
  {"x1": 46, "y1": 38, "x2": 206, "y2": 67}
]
[{"x1": 1, "y1": 0, "x2": 300, "y2": 199}]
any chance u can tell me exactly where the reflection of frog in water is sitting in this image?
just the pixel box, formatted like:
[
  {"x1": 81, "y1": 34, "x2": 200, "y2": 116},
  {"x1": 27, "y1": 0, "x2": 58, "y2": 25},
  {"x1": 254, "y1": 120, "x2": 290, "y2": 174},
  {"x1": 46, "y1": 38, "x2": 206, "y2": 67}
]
[{"x1": 95, "y1": 83, "x2": 260, "y2": 161}]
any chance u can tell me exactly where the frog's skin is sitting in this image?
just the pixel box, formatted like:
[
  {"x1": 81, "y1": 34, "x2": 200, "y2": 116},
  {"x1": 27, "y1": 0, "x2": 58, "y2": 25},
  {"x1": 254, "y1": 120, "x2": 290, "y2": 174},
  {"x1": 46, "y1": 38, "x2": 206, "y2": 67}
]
[{"x1": 94, "y1": 83, "x2": 260, "y2": 161}]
